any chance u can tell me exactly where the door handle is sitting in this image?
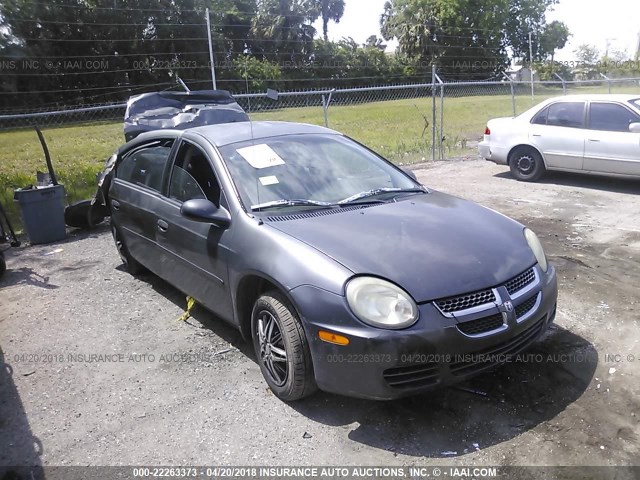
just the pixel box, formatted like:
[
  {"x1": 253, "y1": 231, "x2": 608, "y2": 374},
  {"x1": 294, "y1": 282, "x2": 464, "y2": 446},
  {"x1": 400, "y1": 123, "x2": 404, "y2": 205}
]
[
  {"x1": 587, "y1": 139, "x2": 601, "y2": 142},
  {"x1": 111, "y1": 200, "x2": 120, "y2": 210},
  {"x1": 157, "y1": 219, "x2": 169, "y2": 232},
  {"x1": 532, "y1": 134, "x2": 542, "y2": 137}
]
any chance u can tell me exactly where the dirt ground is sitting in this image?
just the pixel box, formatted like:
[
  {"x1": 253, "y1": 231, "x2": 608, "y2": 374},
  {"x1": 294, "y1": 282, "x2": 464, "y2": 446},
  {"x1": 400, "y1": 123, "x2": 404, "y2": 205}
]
[{"x1": 1, "y1": 159, "x2": 639, "y2": 470}]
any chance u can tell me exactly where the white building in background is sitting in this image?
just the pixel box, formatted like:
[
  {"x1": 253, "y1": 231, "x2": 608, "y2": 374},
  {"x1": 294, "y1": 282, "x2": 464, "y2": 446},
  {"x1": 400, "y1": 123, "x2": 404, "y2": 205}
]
[{"x1": 506, "y1": 66, "x2": 538, "y2": 82}]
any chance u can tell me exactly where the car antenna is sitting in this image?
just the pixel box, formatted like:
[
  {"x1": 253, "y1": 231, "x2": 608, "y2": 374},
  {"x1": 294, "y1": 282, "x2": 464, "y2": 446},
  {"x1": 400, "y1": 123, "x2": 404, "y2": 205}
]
[{"x1": 176, "y1": 76, "x2": 191, "y2": 93}]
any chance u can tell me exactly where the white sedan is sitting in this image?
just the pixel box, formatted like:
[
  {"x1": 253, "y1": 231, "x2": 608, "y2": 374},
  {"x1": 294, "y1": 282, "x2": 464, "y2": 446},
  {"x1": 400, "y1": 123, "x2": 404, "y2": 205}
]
[{"x1": 479, "y1": 94, "x2": 640, "y2": 181}]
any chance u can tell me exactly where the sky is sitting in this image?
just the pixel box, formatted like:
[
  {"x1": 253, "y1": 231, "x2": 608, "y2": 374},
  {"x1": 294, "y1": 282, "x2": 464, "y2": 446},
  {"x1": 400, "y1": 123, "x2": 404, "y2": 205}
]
[{"x1": 313, "y1": 0, "x2": 640, "y2": 61}]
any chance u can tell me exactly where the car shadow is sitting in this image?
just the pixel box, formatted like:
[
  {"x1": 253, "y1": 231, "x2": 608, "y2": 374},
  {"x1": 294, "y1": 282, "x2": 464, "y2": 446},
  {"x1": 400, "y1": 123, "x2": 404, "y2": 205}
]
[
  {"x1": 132, "y1": 271, "x2": 252, "y2": 357},
  {"x1": 122, "y1": 272, "x2": 596, "y2": 458},
  {"x1": 289, "y1": 325, "x2": 596, "y2": 458},
  {"x1": 494, "y1": 170, "x2": 640, "y2": 194},
  {"x1": 0, "y1": 345, "x2": 44, "y2": 479}
]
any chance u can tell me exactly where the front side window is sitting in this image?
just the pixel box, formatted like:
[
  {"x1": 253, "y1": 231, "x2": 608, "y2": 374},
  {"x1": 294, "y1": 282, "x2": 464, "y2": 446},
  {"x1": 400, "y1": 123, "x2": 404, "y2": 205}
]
[
  {"x1": 169, "y1": 141, "x2": 221, "y2": 206},
  {"x1": 546, "y1": 102, "x2": 585, "y2": 128},
  {"x1": 218, "y1": 134, "x2": 419, "y2": 211},
  {"x1": 116, "y1": 142, "x2": 173, "y2": 191},
  {"x1": 590, "y1": 102, "x2": 640, "y2": 132}
]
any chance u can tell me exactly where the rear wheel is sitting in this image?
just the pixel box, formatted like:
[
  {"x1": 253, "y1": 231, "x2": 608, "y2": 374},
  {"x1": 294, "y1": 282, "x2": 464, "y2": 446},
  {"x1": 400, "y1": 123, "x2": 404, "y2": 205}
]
[
  {"x1": 110, "y1": 223, "x2": 143, "y2": 275},
  {"x1": 509, "y1": 147, "x2": 546, "y2": 182},
  {"x1": 0, "y1": 252, "x2": 6, "y2": 278},
  {"x1": 251, "y1": 291, "x2": 316, "y2": 401}
]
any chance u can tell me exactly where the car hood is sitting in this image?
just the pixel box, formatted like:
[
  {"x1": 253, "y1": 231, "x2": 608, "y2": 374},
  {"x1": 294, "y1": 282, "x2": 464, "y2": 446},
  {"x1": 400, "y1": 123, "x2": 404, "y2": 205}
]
[{"x1": 267, "y1": 191, "x2": 536, "y2": 302}]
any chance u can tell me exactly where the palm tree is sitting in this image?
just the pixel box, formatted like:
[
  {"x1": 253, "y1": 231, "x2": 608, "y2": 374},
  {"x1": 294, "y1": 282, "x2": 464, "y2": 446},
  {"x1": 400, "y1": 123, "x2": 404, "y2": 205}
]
[{"x1": 319, "y1": 0, "x2": 345, "y2": 41}]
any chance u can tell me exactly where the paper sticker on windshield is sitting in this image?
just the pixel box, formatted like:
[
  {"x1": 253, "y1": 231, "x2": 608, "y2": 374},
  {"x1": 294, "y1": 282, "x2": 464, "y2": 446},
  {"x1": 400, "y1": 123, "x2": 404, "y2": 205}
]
[
  {"x1": 237, "y1": 144, "x2": 285, "y2": 169},
  {"x1": 259, "y1": 175, "x2": 279, "y2": 186}
]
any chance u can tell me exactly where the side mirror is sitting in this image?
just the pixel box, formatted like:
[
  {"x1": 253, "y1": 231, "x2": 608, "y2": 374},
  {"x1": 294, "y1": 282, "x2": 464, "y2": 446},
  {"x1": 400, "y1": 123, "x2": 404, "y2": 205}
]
[
  {"x1": 181, "y1": 199, "x2": 231, "y2": 229},
  {"x1": 629, "y1": 122, "x2": 640, "y2": 133},
  {"x1": 402, "y1": 167, "x2": 418, "y2": 181}
]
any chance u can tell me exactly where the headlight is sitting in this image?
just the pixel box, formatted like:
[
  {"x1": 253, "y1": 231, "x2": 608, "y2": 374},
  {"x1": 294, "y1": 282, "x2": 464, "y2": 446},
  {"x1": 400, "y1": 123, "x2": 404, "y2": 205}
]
[
  {"x1": 524, "y1": 228, "x2": 548, "y2": 273},
  {"x1": 346, "y1": 277, "x2": 418, "y2": 329}
]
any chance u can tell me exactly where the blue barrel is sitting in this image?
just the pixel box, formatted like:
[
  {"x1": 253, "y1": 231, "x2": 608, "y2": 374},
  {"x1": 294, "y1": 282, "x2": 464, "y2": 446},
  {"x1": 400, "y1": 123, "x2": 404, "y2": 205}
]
[{"x1": 14, "y1": 185, "x2": 66, "y2": 244}]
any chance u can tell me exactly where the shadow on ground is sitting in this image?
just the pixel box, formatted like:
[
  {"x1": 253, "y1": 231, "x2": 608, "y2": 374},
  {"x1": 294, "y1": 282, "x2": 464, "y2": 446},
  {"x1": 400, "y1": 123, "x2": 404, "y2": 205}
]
[
  {"x1": 0, "y1": 345, "x2": 43, "y2": 479},
  {"x1": 494, "y1": 170, "x2": 640, "y2": 194},
  {"x1": 290, "y1": 326, "x2": 596, "y2": 457},
  {"x1": 127, "y1": 268, "x2": 596, "y2": 459}
]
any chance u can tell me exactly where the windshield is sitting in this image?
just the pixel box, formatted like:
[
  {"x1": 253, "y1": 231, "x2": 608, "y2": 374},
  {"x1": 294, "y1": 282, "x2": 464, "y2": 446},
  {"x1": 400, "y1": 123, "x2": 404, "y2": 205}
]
[{"x1": 218, "y1": 133, "x2": 420, "y2": 211}]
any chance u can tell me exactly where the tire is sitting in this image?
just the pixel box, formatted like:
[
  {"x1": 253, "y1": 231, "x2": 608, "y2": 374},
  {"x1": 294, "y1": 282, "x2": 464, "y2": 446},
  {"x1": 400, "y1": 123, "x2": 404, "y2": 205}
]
[
  {"x1": 110, "y1": 223, "x2": 144, "y2": 275},
  {"x1": 509, "y1": 147, "x2": 546, "y2": 182},
  {"x1": 251, "y1": 291, "x2": 317, "y2": 401},
  {"x1": 0, "y1": 252, "x2": 6, "y2": 279}
]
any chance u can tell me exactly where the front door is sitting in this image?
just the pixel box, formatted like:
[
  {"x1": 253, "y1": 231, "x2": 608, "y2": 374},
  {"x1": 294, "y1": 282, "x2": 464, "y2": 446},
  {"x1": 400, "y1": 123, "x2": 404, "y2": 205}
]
[
  {"x1": 584, "y1": 101, "x2": 640, "y2": 175},
  {"x1": 154, "y1": 139, "x2": 234, "y2": 321}
]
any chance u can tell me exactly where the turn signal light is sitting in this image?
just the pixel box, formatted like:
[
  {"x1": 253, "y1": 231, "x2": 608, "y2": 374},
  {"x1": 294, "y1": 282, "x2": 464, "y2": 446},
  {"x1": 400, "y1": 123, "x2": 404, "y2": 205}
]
[
  {"x1": 484, "y1": 126, "x2": 491, "y2": 135},
  {"x1": 318, "y1": 330, "x2": 350, "y2": 346}
]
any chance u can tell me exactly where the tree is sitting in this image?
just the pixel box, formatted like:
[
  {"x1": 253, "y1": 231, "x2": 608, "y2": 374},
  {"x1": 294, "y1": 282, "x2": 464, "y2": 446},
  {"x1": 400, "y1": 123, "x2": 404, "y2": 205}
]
[
  {"x1": 380, "y1": 0, "x2": 510, "y2": 80},
  {"x1": 365, "y1": 35, "x2": 387, "y2": 51},
  {"x1": 380, "y1": 0, "x2": 564, "y2": 79},
  {"x1": 250, "y1": 0, "x2": 318, "y2": 62},
  {"x1": 317, "y1": 0, "x2": 345, "y2": 41},
  {"x1": 504, "y1": 0, "x2": 559, "y2": 62},
  {"x1": 573, "y1": 44, "x2": 600, "y2": 79},
  {"x1": 539, "y1": 20, "x2": 569, "y2": 63}
]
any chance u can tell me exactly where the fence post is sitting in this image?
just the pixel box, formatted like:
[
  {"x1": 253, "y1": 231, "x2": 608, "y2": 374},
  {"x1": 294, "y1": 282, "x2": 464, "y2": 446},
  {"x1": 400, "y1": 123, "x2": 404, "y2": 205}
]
[
  {"x1": 553, "y1": 73, "x2": 566, "y2": 95},
  {"x1": 321, "y1": 88, "x2": 335, "y2": 128},
  {"x1": 600, "y1": 73, "x2": 612, "y2": 94},
  {"x1": 205, "y1": 8, "x2": 217, "y2": 90},
  {"x1": 433, "y1": 72, "x2": 444, "y2": 160},
  {"x1": 431, "y1": 64, "x2": 437, "y2": 162},
  {"x1": 502, "y1": 72, "x2": 516, "y2": 116}
]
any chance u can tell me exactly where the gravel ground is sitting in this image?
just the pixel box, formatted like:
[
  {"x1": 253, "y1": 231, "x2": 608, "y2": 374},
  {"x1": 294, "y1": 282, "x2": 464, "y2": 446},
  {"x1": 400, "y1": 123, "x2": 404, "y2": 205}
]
[{"x1": 1, "y1": 159, "x2": 639, "y2": 469}]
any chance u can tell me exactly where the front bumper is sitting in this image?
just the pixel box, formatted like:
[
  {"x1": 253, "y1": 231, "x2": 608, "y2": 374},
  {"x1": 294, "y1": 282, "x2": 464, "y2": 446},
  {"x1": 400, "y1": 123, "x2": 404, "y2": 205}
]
[{"x1": 290, "y1": 264, "x2": 557, "y2": 400}]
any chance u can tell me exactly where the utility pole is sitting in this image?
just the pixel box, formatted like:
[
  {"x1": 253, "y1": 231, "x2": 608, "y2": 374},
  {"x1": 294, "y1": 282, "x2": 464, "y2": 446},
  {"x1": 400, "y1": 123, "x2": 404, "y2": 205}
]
[
  {"x1": 205, "y1": 8, "x2": 217, "y2": 90},
  {"x1": 528, "y1": 31, "x2": 534, "y2": 101}
]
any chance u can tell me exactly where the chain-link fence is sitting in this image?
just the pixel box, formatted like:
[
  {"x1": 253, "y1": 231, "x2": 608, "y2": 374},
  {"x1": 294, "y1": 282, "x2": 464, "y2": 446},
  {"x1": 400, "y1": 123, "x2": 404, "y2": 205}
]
[{"x1": 2, "y1": 76, "x2": 639, "y2": 161}]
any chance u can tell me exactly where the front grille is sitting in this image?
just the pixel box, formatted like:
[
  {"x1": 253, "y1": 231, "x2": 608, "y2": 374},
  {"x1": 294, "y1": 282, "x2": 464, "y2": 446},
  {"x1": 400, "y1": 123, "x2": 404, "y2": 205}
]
[
  {"x1": 516, "y1": 294, "x2": 539, "y2": 319},
  {"x1": 457, "y1": 312, "x2": 504, "y2": 336},
  {"x1": 449, "y1": 315, "x2": 546, "y2": 376},
  {"x1": 383, "y1": 363, "x2": 439, "y2": 389},
  {"x1": 505, "y1": 268, "x2": 535, "y2": 295},
  {"x1": 435, "y1": 289, "x2": 496, "y2": 314}
]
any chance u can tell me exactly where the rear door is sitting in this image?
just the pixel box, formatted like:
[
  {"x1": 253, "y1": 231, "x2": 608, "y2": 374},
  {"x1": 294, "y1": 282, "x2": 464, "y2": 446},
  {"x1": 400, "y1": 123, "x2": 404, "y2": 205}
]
[
  {"x1": 109, "y1": 139, "x2": 175, "y2": 274},
  {"x1": 583, "y1": 101, "x2": 640, "y2": 175},
  {"x1": 529, "y1": 101, "x2": 586, "y2": 171},
  {"x1": 154, "y1": 139, "x2": 234, "y2": 321}
]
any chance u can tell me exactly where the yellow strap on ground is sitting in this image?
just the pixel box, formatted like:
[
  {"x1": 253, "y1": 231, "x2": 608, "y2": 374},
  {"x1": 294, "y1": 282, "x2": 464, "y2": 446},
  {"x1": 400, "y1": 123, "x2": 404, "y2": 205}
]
[{"x1": 178, "y1": 296, "x2": 197, "y2": 321}]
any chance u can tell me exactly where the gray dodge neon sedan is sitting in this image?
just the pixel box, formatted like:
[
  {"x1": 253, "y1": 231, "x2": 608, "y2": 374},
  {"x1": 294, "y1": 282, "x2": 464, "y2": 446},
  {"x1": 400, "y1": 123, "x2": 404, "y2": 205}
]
[{"x1": 106, "y1": 121, "x2": 558, "y2": 401}]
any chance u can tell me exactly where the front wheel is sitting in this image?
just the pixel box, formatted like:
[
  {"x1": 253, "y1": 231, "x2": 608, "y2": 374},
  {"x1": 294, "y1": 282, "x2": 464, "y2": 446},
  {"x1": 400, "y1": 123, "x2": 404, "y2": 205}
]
[
  {"x1": 251, "y1": 292, "x2": 317, "y2": 401},
  {"x1": 509, "y1": 147, "x2": 546, "y2": 182}
]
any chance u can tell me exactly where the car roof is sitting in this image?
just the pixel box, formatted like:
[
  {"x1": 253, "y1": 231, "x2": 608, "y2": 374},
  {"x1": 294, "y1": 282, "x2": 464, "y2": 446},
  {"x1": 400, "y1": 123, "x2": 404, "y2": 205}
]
[
  {"x1": 187, "y1": 121, "x2": 340, "y2": 147},
  {"x1": 540, "y1": 93, "x2": 640, "y2": 103}
]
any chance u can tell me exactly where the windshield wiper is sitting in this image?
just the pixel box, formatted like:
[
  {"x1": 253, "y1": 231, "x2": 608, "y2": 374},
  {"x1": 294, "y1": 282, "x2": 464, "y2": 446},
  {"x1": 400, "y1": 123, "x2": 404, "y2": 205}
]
[
  {"x1": 251, "y1": 199, "x2": 335, "y2": 212},
  {"x1": 338, "y1": 187, "x2": 427, "y2": 205}
]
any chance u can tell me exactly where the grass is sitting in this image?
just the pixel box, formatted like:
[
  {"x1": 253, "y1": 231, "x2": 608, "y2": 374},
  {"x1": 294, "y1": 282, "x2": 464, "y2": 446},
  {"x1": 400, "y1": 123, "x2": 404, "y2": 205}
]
[{"x1": 1, "y1": 83, "x2": 638, "y2": 230}]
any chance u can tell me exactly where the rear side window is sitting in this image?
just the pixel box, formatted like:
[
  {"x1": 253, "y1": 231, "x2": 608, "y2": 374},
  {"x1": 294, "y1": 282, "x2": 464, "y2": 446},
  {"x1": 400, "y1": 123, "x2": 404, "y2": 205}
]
[
  {"x1": 546, "y1": 102, "x2": 585, "y2": 128},
  {"x1": 117, "y1": 143, "x2": 173, "y2": 191},
  {"x1": 531, "y1": 106, "x2": 549, "y2": 125},
  {"x1": 590, "y1": 102, "x2": 640, "y2": 132}
]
